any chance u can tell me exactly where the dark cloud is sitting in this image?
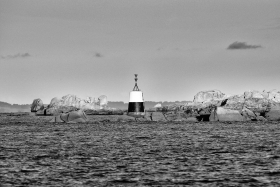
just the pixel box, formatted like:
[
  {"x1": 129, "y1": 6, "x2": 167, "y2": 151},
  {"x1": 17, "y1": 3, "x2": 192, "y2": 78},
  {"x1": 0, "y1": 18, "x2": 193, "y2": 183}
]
[
  {"x1": 94, "y1": 52, "x2": 103, "y2": 58},
  {"x1": 1, "y1": 53, "x2": 31, "y2": 59},
  {"x1": 227, "y1": 42, "x2": 262, "y2": 50}
]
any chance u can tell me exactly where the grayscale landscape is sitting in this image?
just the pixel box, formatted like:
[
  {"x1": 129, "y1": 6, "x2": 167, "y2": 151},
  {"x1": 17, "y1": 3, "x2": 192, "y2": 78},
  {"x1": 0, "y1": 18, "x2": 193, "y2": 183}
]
[{"x1": 1, "y1": 0, "x2": 280, "y2": 186}]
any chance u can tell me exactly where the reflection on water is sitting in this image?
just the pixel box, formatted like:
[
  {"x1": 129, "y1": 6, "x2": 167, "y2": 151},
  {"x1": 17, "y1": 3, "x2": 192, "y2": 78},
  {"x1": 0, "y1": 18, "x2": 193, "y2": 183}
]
[{"x1": 0, "y1": 119, "x2": 280, "y2": 186}]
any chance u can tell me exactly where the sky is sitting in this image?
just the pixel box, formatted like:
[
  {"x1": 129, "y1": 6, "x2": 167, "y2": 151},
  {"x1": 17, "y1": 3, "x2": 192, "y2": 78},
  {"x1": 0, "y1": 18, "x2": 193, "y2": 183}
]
[{"x1": 0, "y1": 0, "x2": 280, "y2": 104}]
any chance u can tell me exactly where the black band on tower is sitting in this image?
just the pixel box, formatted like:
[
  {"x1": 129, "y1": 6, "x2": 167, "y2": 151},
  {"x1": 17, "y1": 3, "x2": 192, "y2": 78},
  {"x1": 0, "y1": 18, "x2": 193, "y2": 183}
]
[{"x1": 128, "y1": 102, "x2": 144, "y2": 112}]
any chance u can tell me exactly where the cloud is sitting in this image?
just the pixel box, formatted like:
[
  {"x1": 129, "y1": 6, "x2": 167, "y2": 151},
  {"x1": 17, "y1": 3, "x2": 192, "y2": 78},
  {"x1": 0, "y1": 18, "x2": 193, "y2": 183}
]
[
  {"x1": 227, "y1": 42, "x2": 262, "y2": 50},
  {"x1": 1, "y1": 53, "x2": 31, "y2": 59},
  {"x1": 94, "y1": 52, "x2": 103, "y2": 58}
]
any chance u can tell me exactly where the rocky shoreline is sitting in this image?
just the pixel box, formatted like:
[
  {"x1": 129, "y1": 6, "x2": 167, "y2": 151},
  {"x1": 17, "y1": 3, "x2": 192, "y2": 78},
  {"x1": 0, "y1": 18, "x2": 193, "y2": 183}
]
[{"x1": 28, "y1": 89, "x2": 280, "y2": 123}]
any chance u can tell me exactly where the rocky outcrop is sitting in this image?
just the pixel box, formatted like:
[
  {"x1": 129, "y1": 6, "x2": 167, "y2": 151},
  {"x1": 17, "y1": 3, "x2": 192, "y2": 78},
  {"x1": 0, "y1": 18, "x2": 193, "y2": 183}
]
[
  {"x1": 49, "y1": 94, "x2": 108, "y2": 113},
  {"x1": 193, "y1": 90, "x2": 225, "y2": 103},
  {"x1": 146, "y1": 89, "x2": 280, "y2": 122},
  {"x1": 31, "y1": 94, "x2": 120, "y2": 116},
  {"x1": 31, "y1": 89, "x2": 280, "y2": 121}
]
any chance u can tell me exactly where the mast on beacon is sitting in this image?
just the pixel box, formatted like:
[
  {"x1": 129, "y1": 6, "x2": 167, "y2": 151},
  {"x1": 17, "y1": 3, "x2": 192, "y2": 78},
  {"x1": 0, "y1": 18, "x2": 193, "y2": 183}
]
[{"x1": 127, "y1": 74, "x2": 145, "y2": 119}]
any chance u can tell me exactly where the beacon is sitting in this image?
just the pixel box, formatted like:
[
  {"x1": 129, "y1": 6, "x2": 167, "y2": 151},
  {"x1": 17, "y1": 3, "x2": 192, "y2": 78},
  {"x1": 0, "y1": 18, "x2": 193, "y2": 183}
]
[{"x1": 127, "y1": 74, "x2": 145, "y2": 118}]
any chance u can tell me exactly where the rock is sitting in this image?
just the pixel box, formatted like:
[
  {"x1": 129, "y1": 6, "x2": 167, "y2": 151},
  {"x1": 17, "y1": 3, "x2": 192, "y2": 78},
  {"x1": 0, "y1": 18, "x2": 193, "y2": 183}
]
[
  {"x1": 49, "y1": 97, "x2": 61, "y2": 107},
  {"x1": 45, "y1": 94, "x2": 109, "y2": 115},
  {"x1": 244, "y1": 98, "x2": 269, "y2": 113},
  {"x1": 198, "y1": 106, "x2": 212, "y2": 115},
  {"x1": 244, "y1": 90, "x2": 264, "y2": 99},
  {"x1": 267, "y1": 89, "x2": 280, "y2": 103},
  {"x1": 265, "y1": 110, "x2": 280, "y2": 121},
  {"x1": 50, "y1": 110, "x2": 88, "y2": 123},
  {"x1": 241, "y1": 108, "x2": 256, "y2": 121},
  {"x1": 150, "y1": 112, "x2": 167, "y2": 121},
  {"x1": 31, "y1": 99, "x2": 44, "y2": 112},
  {"x1": 222, "y1": 95, "x2": 245, "y2": 111},
  {"x1": 211, "y1": 107, "x2": 244, "y2": 122},
  {"x1": 181, "y1": 104, "x2": 200, "y2": 118},
  {"x1": 256, "y1": 116, "x2": 268, "y2": 121},
  {"x1": 265, "y1": 104, "x2": 280, "y2": 121},
  {"x1": 154, "y1": 103, "x2": 162, "y2": 108},
  {"x1": 193, "y1": 90, "x2": 225, "y2": 103},
  {"x1": 261, "y1": 91, "x2": 269, "y2": 99},
  {"x1": 164, "y1": 104, "x2": 180, "y2": 111}
]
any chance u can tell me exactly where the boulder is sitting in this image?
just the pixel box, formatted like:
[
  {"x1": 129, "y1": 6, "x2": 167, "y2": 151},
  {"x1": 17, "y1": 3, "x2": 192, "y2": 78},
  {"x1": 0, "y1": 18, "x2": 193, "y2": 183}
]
[
  {"x1": 150, "y1": 112, "x2": 167, "y2": 121},
  {"x1": 181, "y1": 106, "x2": 200, "y2": 118},
  {"x1": 265, "y1": 104, "x2": 280, "y2": 121},
  {"x1": 210, "y1": 107, "x2": 244, "y2": 122},
  {"x1": 49, "y1": 97, "x2": 61, "y2": 107},
  {"x1": 244, "y1": 98, "x2": 269, "y2": 113},
  {"x1": 244, "y1": 90, "x2": 264, "y2": 99},
  {"x1": 222, "y1": 95, "x2": 245, "y2": 111},
  {"x1": 265, "y1": 110, "x2": 280, "y2": 121},
  {"x1": 154, "y1": 103, "x2": 162, "y2": 108},
  {"x1": 256, "y1": 116, "x2": 268, "y2": 121},
  {"x1": 46, "y1": 94, "x2": 108, "y2": 115},
  {"x1": 56, "y1": 94, "x2": 107, "y2": 109},
  {"x1": 193, "y1": 90, "x2": 225, "y2": 103},
  {"x1": 267, "y1": 89, "x2": 280, "y2": 103},
  {"x1": 50, "y1": 110, "x2": 88, "y2": 123},
  {"x1": 31, "y1": 98, "x2": 44, "y2": 112},
  {"x1": 241, "y1": 108, "x2": 256, "y2": 121}
]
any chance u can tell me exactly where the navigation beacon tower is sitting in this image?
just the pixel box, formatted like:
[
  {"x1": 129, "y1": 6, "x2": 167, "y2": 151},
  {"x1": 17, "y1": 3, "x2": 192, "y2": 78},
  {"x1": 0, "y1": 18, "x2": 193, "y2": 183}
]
[{"x1": 127, "y1": 74, "x2": 145, "y2": 118}]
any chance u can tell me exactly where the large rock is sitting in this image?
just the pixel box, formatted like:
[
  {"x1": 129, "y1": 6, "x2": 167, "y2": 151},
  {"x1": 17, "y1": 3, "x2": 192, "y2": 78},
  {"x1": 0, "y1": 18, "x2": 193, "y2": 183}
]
[
  {"x1": 265, "y1": 104, "x2": 280, "y2": 121},
  {"x1": 267, "y1": 89, "x2": 280, "y2": 103},
  {"x1": 154, "y1": 103, "x2": 162, "y2": 108},
  {"x1": 244, "y1": 90, "x2": 264, "y2": 99},
  {"x1": 241, "y1": 108, "x2": 256, "y2": 121},
  {"x1": 193, "y1": 90, "x2": 225, "y2": 103},
  {"x1": 210, "y1": 107, "x2": 244, "y2": 122},
  {"x1": 244, "y1": 98, "x2": 269, "y2": 114},
  {"x1": 222, "y1": 95, "x2": 245, "y2": 111},
  {"x1": 50, "y1": 110, "x2": 88, "y2": 123},
  {"x1": 31, "y1": 99, "x2": 44, "y2": 112},
  {"x1": 256, "y1": 116, "x2": 268, "y2": 121},
  {"x1": 46, "y1": 94, "x2": 108, "y2": 115}
]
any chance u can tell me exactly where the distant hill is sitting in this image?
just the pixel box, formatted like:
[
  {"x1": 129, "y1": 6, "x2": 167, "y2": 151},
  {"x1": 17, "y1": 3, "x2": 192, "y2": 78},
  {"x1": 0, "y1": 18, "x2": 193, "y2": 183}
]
[
  {"x1": 0, "y1": 101, "x2": 191, "y2": 113},
  {"x1": 0, "y1": 101, "x2": 31, "y2": 113}
]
